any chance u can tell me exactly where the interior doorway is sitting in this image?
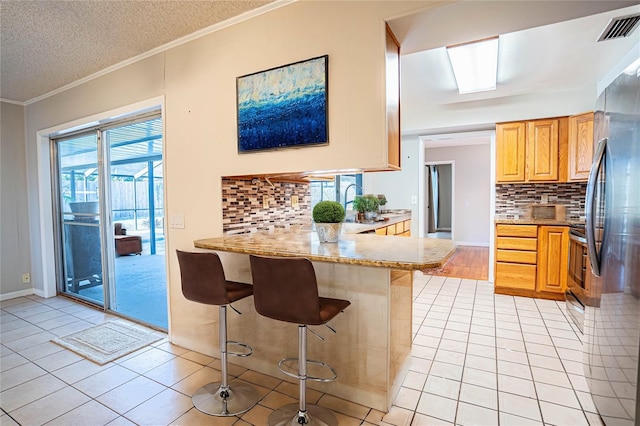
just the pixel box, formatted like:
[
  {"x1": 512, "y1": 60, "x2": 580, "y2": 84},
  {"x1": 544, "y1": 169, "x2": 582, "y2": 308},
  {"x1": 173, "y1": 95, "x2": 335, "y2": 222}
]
[
  {"x1": 425, "y1": 162, "x2": 453, "y2": 239},
  {"x1": 51, "y1": 112, "x2": 167, "y2": 330}
]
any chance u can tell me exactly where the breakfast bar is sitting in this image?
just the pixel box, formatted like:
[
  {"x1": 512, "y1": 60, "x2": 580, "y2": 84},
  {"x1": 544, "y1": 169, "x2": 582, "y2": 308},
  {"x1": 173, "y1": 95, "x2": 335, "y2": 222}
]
[{"x1": 194, "y1": 228, "x2": 455, "y2": 411}]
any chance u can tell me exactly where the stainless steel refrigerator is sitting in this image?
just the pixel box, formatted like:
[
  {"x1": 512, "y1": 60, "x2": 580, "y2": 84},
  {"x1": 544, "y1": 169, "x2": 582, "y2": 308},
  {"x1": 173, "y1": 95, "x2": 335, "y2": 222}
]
[{"x1": 584, "y1": 57, "x2": 640, "y2": 425}]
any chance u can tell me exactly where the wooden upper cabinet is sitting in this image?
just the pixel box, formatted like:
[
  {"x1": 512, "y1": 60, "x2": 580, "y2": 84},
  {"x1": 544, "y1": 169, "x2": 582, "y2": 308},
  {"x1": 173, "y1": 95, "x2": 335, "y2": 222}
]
[
  {"x1": 496, "y1": 122, "x2": 526, "y2": 182},
  {"x1": 568, "y1": 112, "x2": 594, "y2": 181},
  {"x1": 385, "y1": 24, "x2": 401, "y2": 170},
  {"x1": 537, "y1": 226, "x2": 569, "y2": 294},
  {"x1": 496, "y1": 117, "x2": 568, "y2": 183},
  {"x1": 527, "y1": 119, "x2": 559, "y2": 181}
]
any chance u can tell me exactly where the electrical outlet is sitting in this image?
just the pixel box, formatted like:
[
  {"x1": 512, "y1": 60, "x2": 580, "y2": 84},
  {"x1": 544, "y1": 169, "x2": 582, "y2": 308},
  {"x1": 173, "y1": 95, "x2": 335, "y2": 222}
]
[
  {"x1": 21, "y1": 273, "x2": 30, "y2": 284},
  {"x1": 263, "y1": 195, "x2": 270, "y2": 209},
  {"x1": 291, "y1": 195, "x2": 299, "y2": 208}
]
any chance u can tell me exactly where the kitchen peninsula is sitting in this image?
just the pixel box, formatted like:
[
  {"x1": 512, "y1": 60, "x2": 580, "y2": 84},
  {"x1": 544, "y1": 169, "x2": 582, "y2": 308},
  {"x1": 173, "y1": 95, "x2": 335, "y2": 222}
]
[{"x1": 193, "y1": 228, "x2": 455, "y2": 411}]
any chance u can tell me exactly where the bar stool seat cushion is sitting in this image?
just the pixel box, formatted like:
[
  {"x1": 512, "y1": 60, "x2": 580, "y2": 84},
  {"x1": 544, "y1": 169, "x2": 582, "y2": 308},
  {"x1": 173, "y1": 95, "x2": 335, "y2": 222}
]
[
  {"x1": 319, "y1": 298, "x2": 351, "y2": 324},
  {"x1": 250, "y1": 255, "x2": 351, "y2": 326},
  {"x1": 226, "y1": 281, "x2": 254, "y2": 303}
]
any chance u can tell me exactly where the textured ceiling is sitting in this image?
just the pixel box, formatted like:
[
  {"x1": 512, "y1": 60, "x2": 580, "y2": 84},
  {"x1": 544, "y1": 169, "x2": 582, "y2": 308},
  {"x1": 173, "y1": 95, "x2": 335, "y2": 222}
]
[{"x1": 0, "y1": 0, "x2": 276, "y2": 104}]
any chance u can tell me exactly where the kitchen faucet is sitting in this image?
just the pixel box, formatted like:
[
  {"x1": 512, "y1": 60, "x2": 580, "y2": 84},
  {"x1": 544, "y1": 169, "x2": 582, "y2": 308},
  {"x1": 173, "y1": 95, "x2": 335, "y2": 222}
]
[{"x1": 343, "y1": 183, "x2": 363, "y2": 210}]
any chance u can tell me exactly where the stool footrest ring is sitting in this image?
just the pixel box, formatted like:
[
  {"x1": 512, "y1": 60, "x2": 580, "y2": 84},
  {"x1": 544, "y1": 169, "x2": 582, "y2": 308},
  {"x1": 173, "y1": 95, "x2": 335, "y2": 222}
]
[
  {"x1": 277, "y1": 357, "x2": 337, "y2": 383},
  {"x1": 227, "y1": 341, "x2": 252, "y2": 357}
]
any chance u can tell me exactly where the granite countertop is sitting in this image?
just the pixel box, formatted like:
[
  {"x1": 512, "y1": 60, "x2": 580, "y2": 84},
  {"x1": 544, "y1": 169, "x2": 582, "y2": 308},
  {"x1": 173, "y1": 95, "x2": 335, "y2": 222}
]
[
  {"x1": 495, "y1": 218, "x2": 585, "y2": 226},
  {"x1": 194, "y1": 226, "x2": 455, "y2": 270},
  {"x1": 342, "y1": 212, "x2": 412, "y2": 234}
]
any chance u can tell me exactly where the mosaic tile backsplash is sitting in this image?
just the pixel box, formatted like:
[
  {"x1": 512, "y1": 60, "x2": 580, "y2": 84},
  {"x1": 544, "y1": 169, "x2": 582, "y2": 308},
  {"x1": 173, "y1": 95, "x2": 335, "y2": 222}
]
[
  {"x1": 495, "y1": 182, "x2": 587, "y2": 221},
  {"x1": 222, "y1": 178, "x2": 311, "y2": 234}
]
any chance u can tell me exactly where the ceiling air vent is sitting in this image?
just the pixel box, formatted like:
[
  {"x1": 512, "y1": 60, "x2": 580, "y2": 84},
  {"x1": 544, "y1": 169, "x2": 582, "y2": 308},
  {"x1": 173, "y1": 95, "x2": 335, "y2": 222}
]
[{"x1": 597, "y1": 14, "x2": 640, "y2": 42}]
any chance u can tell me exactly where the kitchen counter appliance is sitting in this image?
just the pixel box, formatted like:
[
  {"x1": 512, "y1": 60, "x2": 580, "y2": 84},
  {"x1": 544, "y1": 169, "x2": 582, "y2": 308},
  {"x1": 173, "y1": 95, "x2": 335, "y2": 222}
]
[{"x1": 583, "y1": 56, "x2": 639, "y2": 426}]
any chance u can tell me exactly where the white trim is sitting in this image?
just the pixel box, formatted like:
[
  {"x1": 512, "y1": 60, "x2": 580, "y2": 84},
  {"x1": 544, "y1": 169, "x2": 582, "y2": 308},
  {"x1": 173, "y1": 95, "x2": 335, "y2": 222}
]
[
  {"x1": 35, "y1": 96, "x2": 165, "y2": 299},
  {"x1": 0, "y1": 289, "x2": 35, "y2": 301},
  {"x1": 417, "y1": 129, "x2": 496, "y2": 282},
  {"x1": 418, "y1": 137, "x2": 426, "y2": 238},
  {"x1": 489, "y1": 130, "x2": 496, "y2": 284},
  {"x1": 0, "y1": 98, "x2": 25, "y2": 106},
  {"x1": 456, "y1": 241, "x2": 490, "y2": 247},
  {"x1": 24, "y1": 0, "x2": 293, "y2": 106}
]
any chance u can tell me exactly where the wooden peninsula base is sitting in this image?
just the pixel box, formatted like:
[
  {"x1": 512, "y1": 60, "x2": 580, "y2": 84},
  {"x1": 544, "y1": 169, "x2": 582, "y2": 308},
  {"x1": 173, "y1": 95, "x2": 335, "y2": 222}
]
[{"x1": 216, "y1": 252, "x2": 412, "y2": 411}]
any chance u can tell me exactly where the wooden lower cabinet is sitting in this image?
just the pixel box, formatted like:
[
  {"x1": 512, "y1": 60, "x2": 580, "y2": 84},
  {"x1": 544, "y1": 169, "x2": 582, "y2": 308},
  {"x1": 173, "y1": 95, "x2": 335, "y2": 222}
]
[
  {"x1": 537, "y1": 226, "x2": 569, "y2": 293},
  {"x1": 375, "y1": 219, "x2": 411, "y2": 236},
  {"x1": 494, "y1": 224, "x2": 569, "y2": 300}
]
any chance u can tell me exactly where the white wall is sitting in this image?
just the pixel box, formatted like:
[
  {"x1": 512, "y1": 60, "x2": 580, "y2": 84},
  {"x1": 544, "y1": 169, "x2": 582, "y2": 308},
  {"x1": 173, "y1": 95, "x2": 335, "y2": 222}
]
[
  {"x1": 363, "y1": 135, "x2": 420, "y2": 234},
  {"x1": 1, "y1": 102, "x2": 31, "y2": 298},
  {"x1": 365, "y1": 139, "x2": 491, "y2": 246},
  {"x1": 424, "y1": 144, "x2": 491, "y2": 246},
  {"x1": 21, "y1": 1, "x2": 438, "y2": 347}
]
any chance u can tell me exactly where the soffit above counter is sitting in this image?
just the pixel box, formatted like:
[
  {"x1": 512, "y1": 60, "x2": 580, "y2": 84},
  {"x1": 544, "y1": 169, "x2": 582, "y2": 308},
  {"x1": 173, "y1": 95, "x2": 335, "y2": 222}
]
[{"x1": 225, "y1": 167, "x2": 400, "y2": 184}]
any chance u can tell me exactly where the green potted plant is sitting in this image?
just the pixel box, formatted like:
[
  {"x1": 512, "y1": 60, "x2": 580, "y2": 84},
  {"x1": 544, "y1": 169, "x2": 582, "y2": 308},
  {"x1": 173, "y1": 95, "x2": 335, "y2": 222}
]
[
  {"x1": 312, "y1": 201, "x2": 346, "y2": 242},
  {"x1": 352, "y1": 195, "x2": 379, "y2": 222},
  {"x1": 362, "y1": 195, "x2": 380, "y2": 221},
  {"x1": 351, "y1": 196, "x2": 367, "y2": 223},
  {"x1": 377, "y1": 194, "x2": 388, "y2": 213}
]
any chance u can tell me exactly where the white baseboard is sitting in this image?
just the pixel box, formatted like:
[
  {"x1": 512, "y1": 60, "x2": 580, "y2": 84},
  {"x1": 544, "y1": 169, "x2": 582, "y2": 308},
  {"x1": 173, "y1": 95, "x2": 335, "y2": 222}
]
[
  {"x1": 0, "y1": 288, "x2": 35, "y2": 301},
  {"x1": 33, "y1": 288, "x2": 48, "y2": 298},
  {"x1": 455, "y1": 241, "x2": 490, "y2": 247}
]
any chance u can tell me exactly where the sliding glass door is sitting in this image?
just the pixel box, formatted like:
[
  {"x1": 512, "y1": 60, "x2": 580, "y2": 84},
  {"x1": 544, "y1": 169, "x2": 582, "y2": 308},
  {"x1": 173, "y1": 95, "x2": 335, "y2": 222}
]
[
  {"x1": 52, "y1": 113, "x2": 167, "y2": 329},
  {"x1": 105, "y1": 118, "x2": 166, "y2": 328},
  {"x1": 56, "y1": 132, "x2": 106, "y2": 305}
]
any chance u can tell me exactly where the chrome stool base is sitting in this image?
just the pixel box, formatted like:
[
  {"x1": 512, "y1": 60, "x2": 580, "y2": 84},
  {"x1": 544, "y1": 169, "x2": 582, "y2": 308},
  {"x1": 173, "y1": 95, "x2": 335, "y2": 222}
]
[
  {"x1": 192, "y1": 380, "x2": 259, "y2": 416},
  {"x1": 268, "y1": 403, "x2": 338, "y2": 426}
]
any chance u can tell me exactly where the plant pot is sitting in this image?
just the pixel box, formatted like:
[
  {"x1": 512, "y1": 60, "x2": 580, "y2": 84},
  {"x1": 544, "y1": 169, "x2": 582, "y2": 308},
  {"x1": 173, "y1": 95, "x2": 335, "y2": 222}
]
[
  {"x1": 69, "y1": 201, "x2": 99, "y2": 222},
  {"x1": 315, "y1": 222, "x2": 342, "y2": 243},
  {"x1": 365, "y1": 211, "x2": 378, "y2": 221}
]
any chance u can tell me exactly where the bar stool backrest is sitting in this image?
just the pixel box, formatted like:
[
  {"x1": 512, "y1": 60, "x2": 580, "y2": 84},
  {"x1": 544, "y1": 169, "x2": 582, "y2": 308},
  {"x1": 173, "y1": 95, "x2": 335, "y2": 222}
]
[
  {"x1": 177, "y1": 250, "x2": 231, "y2": 306},
  {"x1": 249, "y1": 255, "x2": 323, "y2": 325}
]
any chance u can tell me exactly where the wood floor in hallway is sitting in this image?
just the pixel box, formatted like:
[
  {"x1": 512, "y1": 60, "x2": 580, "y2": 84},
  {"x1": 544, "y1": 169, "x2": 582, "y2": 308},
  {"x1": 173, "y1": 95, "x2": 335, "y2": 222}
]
[{"x1": 423, "y1": 245, "x2": 489, "y2": 280}]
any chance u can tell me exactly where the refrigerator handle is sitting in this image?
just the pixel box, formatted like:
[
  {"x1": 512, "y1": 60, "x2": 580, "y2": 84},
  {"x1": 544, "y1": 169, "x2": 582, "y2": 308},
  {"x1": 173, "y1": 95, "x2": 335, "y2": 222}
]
[{"x1": 585, "y1": 137, "x2": 607, "y2": 277}]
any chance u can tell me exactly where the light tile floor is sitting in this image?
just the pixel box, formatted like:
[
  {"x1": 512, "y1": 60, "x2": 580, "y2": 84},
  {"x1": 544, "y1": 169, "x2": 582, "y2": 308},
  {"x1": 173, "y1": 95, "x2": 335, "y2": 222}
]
[{"x1": 0, "y1": 274, "x2": 604, "y2": 425}]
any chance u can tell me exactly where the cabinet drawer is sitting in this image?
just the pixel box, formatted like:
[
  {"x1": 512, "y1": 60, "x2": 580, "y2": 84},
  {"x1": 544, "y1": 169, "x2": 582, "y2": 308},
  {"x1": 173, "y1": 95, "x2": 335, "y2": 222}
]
[
  {"x1": 497, "y1": 237, "x2": 538, "y2": 251},
  {"x1": 375, "y1": 227, "x2": 387, "y2": 236},
  {"x1": 496, "y1": 249, "x2": 537, "y2": 264},
  {"x1": 496, "y1": 224, "x2": 538, "y2": 237},
  {"x1": 496, "y1": 263, "x2": 536, "y2": 290}
]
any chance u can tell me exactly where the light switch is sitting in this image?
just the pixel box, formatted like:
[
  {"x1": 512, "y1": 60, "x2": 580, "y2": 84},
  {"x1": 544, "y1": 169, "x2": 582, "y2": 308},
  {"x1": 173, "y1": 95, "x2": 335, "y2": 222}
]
[
  {"x1": 263, "y1": 195, "x2": 270, "y2": 209},
  {"x1": 411, "y1": 195, "x2": 418, "y2": 205},
  {"x1": 170, "y1": 213, "x2": 185, "y2": 229},
  {"x1": 291, "y1": 195, "x2": 299, "y2": 208}
]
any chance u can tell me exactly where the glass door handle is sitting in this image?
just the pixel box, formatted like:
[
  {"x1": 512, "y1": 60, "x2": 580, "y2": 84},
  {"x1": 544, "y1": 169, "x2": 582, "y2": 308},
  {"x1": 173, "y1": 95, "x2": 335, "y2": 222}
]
[{"x1": 585, "y1": 137, "x2": 606, "y2": 277}]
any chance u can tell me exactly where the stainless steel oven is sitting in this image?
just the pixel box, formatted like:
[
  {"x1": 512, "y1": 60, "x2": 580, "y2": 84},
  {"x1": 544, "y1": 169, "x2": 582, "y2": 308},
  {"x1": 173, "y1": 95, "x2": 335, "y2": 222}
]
[{"x1": 565, "y1": 225, "x2": 589, "y2": 334}]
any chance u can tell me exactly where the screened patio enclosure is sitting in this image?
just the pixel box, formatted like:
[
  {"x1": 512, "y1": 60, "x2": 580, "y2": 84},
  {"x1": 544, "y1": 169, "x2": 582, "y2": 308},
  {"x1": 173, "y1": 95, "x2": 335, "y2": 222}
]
[{"x1": 55, "y1": 116, "x2": 167, "y2": 329}]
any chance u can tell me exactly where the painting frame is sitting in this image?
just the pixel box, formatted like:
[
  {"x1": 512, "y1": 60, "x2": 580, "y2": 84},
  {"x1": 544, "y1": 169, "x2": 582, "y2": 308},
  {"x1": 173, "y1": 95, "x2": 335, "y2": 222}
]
[{"x1": 236, "y1": 55, "x2": 329, "y2": 153}]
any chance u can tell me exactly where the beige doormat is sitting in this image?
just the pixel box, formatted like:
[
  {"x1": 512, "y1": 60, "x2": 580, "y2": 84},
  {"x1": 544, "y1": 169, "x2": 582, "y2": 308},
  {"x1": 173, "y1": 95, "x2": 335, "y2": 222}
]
[{"x1": 52, "y1": 321, "x2": 163, "y2": 365}]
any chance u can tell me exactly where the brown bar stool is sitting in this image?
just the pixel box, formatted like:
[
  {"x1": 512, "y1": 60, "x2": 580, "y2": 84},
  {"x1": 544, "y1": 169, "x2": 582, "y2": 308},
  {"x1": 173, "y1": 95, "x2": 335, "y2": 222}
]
[
  {"x1": 249, "y1": 255, "x2": 351, "y2": 426},
  {"x1": 176, "y1": 250, "x2": 260, "y2": 416}
]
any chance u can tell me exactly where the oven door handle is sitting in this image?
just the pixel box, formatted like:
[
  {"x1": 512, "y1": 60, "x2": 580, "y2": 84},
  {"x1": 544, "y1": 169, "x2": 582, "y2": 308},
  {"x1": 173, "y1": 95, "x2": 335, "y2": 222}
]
[{"x1": 585, "y1": 137, "x2": 606, "y2": 277}]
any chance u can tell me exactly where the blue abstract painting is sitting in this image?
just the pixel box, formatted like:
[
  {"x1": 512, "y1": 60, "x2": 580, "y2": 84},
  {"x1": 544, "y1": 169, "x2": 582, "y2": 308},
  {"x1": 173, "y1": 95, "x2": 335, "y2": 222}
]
[{"x1": 237, "y1": 55, "x2": 328, "y2": 153}]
